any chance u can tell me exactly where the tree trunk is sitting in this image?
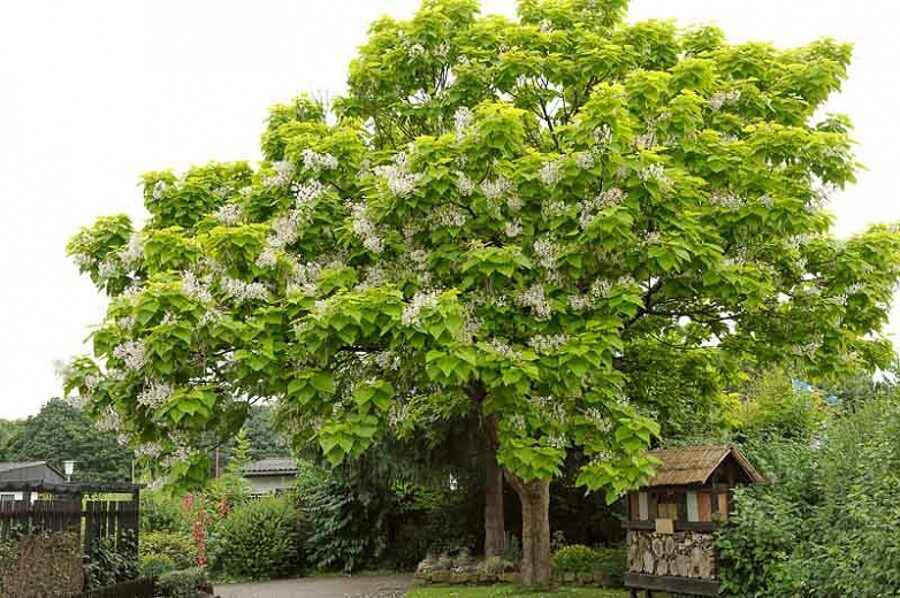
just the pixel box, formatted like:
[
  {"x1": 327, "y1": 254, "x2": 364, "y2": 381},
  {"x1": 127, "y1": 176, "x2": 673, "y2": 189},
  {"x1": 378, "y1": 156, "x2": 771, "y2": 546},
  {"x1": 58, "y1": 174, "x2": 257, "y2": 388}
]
[
  {"x1": 507, "y1": 474, "x2": 551, "y2": 588},
  {"x1": 483, "y1": 442, "x2": 505, "y2": 558}
]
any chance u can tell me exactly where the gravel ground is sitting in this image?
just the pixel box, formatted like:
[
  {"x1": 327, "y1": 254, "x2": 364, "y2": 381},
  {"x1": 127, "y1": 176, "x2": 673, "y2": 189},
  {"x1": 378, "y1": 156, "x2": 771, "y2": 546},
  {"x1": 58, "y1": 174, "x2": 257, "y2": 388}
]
[{"x1": 215, "y1": 574, "x2": 413, "y2": 598}]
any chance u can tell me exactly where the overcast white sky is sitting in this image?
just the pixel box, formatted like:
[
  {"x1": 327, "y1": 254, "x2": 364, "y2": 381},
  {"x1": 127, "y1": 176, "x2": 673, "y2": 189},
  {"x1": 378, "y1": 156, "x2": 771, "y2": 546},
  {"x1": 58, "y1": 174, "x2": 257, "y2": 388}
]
[{"x1": 1, "y1": 1, "x2": 899, "y2": 419}]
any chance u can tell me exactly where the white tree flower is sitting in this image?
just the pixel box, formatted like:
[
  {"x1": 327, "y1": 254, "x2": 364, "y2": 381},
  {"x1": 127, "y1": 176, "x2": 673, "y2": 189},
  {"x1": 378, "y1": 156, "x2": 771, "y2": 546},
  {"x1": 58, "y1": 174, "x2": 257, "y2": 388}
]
[
  {"x1": 568, "y1": 294, "x2": 594, "y2": 311},
  {"x1": 402, "y1": 290, "x2": 441, "y2": 326},
  {"x1": 639, "y1": 164, "x2": 672, "y2": 186},
  {"x1": 539, "y1": 158, "x2": 564, "y2": 187},
  {"x1": 454, "y1": 107, "x2": 475, "y2": 135},
  {"x1": 98, "y1": 259, "x2": 119, "y2": 280},
  {"x1": 488, "y1": 339, "x2": 521, "y2": 360},
  {"x1": 504, "y1": 219, "x2": 523, "y2": 238},
  {"x1": 113, "y1": 339, "x2": 148, "y2": 371},
  {"x1": 256, "y1": 246, "x2": 278, "y2": 268},
  {"x1": 548, "y1": 434, "x2": 567, "y2": 450},
  {"x1": 182, "y1": 271, "x2": 213, "y2": 303},
  {"x1": 222, "y1": 277, "x2": 269, "y2": 303},
  {"x1": 709, "y1": 89, "x2": 740, "y2": 111},
  {"x1": 135, "y1": 442, "x2": 163, "y2": 459},
  {"x1": 373, "y1": 152, "x2": 421, "y2": 198},
  {"x1": 120, "y1": 233, "x2": 143, "y2": 266},
  {"x1": 96, "y1": 409, "x2": 123, "y2": 433},
  {"x1": 455, "y1": 172, "x2": 474, "y2": 196},
  {"x1": 710, "y1": 191, "x2": 743, "y2": 210},
  {"x1": 593, "y1": 124, "x2": 613, "y2": 148},
  {"x1": 150, "y1": 180, "x2": 168, "y2": 201},
  {"x1": 264, "y1": 160, "x2": 295, "y2": 187},
  {"x1": 515, "y1": 285, "x2": 551, "y2": 320},
  {"x1": 542, "y1": 200, "x2": 568, "y2": 219},
  {"x1": 533, "y1": 238, "x2": 558, "y2": 269},
  {"x1": 481, "y1": 177, "x2": 515, "y2": 201},
  {"x1": 214, "y1": 203, "x2": 242, "y2": 226},
  {"x1": 635, "y1": 131, "x2": 656, "y2": 149},
  {"x1": 575, "y1": 152, "x2": 595, "y2": 170},
  {"x1": 349, "y1": 202, "x2": 385, "y2": 254},
  {"x1": 72, "y1": 252, "x2": 95, "y2": 269},
  {"x1": 528, "y1": 334, "x2": 568, "y2": 353},
  {"x1": 435, "y1": 206, "x2": 468, "y2": 228},
  {"x1": 137, "y1": 381, "x2": 173, "y2": 408},
  {"x1": 302, "y1": 148, "x2": 339, "y2": 173}
]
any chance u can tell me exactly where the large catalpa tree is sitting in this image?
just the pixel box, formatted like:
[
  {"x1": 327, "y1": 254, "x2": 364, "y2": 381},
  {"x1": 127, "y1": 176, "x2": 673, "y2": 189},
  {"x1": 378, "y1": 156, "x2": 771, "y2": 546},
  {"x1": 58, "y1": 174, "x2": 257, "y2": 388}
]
[{"x1": 64, "y1": 0, "x2": 900, "y2": 586}]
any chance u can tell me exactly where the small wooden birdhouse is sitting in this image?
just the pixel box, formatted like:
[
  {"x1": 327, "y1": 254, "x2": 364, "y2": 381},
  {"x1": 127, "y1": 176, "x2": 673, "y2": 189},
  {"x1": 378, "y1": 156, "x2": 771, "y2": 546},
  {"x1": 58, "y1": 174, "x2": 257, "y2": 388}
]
[{"x1": 623, "y1": 445, "x2": 764, "y2": 597}]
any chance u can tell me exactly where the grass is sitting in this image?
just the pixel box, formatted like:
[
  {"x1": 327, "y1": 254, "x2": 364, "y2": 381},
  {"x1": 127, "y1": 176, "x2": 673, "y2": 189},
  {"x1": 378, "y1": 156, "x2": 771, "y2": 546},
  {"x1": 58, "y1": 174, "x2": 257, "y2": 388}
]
[{"x1": 407, "y1": 584, "x2": 636, "y2": 597}]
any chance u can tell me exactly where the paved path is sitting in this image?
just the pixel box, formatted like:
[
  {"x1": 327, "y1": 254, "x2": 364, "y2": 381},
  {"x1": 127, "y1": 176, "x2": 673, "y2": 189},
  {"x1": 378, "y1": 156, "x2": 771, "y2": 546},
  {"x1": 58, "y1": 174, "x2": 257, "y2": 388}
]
[{"x1": 216, "y1": 574, "x2": 413, "y2": 598}]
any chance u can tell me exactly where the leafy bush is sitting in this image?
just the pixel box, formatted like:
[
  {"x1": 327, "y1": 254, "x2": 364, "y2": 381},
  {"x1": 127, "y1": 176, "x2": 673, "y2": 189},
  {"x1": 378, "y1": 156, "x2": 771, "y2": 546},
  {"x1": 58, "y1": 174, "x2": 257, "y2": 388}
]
[
  {"x1": 551, "y1": 544, "x2": 601, "y2": 574},
  {"x1": 156, "y1": 567, "x2": 210, "y2": 598},
  {"x1": 141, "y1": 490, "x2": 190, "y2": 534},
  {"x1": 138, "y1": 553, "x2": 176, "y2": 577},
  {"x1": 139, "y1": 531, "x2": 196, "y2": 570},
  {"x1": 209, "y1": 495, "x2": 303, "y2": 579},
  {"x1": 593, "y1": 545, "x2": 625, "y2": 579},
  {"x1": 299, "y1": 461, "x2": 394, "y2": 572},
  {"x1": 718, "y1": 395, "x2": 900, "y2": 597},
  {"x1": 83, "y1": 532, "x2": 139, "y2": 589}
]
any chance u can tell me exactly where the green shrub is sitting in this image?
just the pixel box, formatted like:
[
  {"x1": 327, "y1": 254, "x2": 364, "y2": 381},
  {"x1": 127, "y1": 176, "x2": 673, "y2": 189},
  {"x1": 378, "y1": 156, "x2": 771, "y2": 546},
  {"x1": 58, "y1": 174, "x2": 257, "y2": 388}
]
[
  {"x1": 299, "y1": 463, "x2": 393, "y2": 572},
  {"x1": 210, "y1": 495, "x2": 303, "y2": 579},
  {"x1": 551, "y1": 544, "x2": 601, "y2": 574},
  {"x1": 718, "y1": 395, "x2": 900, "y2": 597},
  {"x1": 138, "y1": 553, "x2": 176, "y2": 577},
  {"x1": 139, "y1": 531, "x2": 196, "y2": 570},
  {"x1": 156, "y1": 567, "x2": 210, "y2": 598},
  {"x1": 140, "y1": 490, "x2": 190, "y2": 534},
  {"x1": 83, "y1": 532, "x2": 138, "y2": 589},
  {"x1": 593, "y1": 545, "x2": 625, "y2": 578}
]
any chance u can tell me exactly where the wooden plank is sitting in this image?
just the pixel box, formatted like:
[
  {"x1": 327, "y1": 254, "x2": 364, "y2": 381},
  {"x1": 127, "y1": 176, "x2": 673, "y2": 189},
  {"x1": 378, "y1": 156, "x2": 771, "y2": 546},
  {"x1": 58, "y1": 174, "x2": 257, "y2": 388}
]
[
  {"x1": 717, "y1": 493, "x2": 729, "y2": 523},
  {"x1": 624, "y1": 573, "x2": 721, "y2": 596},
  {"x1": 698, "y1": 491, "x2": 712, "y2": 522},
  {"x1": 638, "y1": 492, "x2": 649, "y2": 521}
]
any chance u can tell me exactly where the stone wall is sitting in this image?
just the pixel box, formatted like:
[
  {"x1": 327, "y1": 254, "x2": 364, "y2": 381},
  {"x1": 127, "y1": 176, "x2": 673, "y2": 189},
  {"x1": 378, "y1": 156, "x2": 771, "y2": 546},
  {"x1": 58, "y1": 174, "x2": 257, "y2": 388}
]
[{"x1": 625, "y1": 530, "x2": 716, "y2": 580}]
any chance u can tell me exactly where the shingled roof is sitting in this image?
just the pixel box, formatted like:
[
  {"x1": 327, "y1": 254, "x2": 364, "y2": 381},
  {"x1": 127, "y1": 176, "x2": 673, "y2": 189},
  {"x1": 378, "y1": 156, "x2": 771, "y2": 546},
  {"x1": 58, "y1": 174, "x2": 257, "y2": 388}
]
[
  {"x1": 643, "y1": 445, "x2": 764, "y2": 487},
  {"x1": 242, "y1": 458, "x2": 298, "y2": 476}
]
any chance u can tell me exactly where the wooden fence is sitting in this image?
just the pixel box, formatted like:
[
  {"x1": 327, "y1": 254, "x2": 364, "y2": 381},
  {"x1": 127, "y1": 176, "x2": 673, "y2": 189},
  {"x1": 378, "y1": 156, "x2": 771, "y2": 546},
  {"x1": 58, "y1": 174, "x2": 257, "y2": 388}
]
[
  {"x1": 0, "y1": 496, "x2": 139, "y2": 558},
  {"x1": 67, "y1": 577, "x2": 156, "y2": 598}
]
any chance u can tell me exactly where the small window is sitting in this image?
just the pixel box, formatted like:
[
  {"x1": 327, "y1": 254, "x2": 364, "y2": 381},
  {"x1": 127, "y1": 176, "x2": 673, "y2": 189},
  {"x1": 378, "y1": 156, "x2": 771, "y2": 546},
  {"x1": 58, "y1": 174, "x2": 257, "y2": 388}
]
[
  {"x1": 638, "y1": 492, "x2": 649, "y2": 520},
  {"x1": 0, "y1": 494, "x2": 16, "y2": 503},
  {"x1": 686, "y1": 490, "x2": 699, "y2": 522}
]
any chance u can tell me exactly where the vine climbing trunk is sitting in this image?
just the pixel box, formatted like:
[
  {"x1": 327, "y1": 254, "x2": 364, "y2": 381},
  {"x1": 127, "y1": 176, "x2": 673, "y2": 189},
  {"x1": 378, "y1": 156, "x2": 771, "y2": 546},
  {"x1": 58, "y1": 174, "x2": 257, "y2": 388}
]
[
  {"x1": 507, "y1": 473, "x2": 551, "y2": 588},
  {"x1": 483, "y1": 439, "x2": 505, "y2": 558}
]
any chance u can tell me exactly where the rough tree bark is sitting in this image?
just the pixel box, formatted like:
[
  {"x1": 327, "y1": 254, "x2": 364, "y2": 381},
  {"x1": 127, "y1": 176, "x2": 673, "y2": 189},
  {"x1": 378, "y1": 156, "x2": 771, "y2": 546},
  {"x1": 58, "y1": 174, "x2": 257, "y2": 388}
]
[
  {"x1": 473, "y1": 388, "x2": 506, "y2": 559},
  {"x1": 506, "y1": 473, "x2": 551, "y2": 588}
]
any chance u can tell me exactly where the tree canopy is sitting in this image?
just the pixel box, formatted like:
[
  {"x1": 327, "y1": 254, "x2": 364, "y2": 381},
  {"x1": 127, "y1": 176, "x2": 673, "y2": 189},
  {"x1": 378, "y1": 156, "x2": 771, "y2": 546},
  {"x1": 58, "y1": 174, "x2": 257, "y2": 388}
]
[
  {"x1": 4, "y1": 399, "x2": 132, "y2": 482},
  {"x1": 62, "y1": 0, "x2": 900, "y2": 585}
]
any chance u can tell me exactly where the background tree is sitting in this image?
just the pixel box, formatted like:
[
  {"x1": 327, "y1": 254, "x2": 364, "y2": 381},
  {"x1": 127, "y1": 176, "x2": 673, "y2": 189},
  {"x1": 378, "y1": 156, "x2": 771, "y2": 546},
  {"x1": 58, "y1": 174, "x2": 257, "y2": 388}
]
[
  {"x1": 63, "y1": 0, "x2": 900, "y2": 586},
  {"x1": 0, "y1": 419, "x2": 24, "y2": 461},
  {"x1": 5, "y1": 398, "x2": 132, "y2": 481}
]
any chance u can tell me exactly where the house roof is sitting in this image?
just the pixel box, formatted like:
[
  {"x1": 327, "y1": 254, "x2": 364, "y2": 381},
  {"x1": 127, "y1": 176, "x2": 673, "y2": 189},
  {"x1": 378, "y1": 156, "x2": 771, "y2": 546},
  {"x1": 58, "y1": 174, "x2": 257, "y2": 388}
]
[
  {"x1": 242, "y1": 458, "x2": 298, "y2": 476},
  {"x1": 0, "y1": 461, "x2": 65, "y2": 478},
  {"x1": 642, "y1": 445, "x2": 764, "y2": 487}
]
